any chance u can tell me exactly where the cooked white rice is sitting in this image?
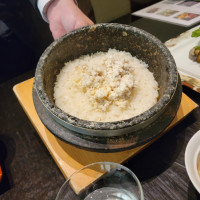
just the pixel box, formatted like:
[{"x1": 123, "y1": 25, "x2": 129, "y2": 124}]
[{"x1": 54, "y1": 49, "x2": 158, "y2": 122}]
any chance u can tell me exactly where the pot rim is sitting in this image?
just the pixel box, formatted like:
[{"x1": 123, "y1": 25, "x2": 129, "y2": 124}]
[{"x1": 35, "y1": 23, "x2": 178, "y2": 131}]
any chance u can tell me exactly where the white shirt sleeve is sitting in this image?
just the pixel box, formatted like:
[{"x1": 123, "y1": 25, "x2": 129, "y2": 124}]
[
  {"x1": 37, "y1": 0, "x2": 78, "y2": 23},
  {"x1": 37, "y1": 0, "x2": 54, "y2": 23}
]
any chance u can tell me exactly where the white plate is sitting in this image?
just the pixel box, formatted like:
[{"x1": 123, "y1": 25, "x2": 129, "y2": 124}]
[
  {"x1": 165, "y1": 25, "x2": 200, "y2": 93},
  {"x1": 185, "y1": 130, "x2": 200, "y2": 193}
]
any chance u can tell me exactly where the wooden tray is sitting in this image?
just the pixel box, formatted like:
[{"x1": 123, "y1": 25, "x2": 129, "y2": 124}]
[{"x1": 13, "y1": 78, "x2": 198, "y2": 192}]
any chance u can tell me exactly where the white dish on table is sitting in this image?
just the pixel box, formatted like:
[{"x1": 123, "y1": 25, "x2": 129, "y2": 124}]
[
  {"x1": 165, "y1": 25, "x2": 200, "y2": 93},
  {"x1": 185, "y1": 130, "x2": 200, "y2": 193}
]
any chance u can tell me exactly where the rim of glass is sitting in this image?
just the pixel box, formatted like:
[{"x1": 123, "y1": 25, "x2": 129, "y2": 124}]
[{"x1": 56, "y1": 161, "x2": 144, "y2": 200}]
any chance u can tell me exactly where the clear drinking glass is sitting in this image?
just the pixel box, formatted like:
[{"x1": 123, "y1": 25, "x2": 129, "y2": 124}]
[{"x1": 56, "y1": 162, "x2": 144, "y2": 200}]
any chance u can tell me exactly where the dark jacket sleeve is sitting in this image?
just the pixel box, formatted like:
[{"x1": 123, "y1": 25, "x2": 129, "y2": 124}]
[{"x1": 28, "y1": 0, "x2": 39, "y2": 11}]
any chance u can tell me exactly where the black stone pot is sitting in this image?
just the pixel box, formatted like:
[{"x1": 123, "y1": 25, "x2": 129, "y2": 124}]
[{"x1": 34, "y1": 23, "x2": 182, "y2": 152}]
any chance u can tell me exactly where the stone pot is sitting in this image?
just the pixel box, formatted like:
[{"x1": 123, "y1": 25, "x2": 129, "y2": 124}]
[{"x1": 34, "y1": 23, "x2": 182, "y2": 151}]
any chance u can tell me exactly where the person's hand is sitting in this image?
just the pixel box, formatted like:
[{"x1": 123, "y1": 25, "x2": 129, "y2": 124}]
[{"x1": 47, "y1": 0, "x2": 94, "y2": 39}]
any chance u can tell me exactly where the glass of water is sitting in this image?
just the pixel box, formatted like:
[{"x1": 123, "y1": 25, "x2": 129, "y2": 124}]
[{"x1": 56, "y1": 162, "x2": 144, "y2": 200}]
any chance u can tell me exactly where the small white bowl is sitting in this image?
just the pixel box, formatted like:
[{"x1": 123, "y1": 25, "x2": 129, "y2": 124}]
[{"x1": 185, "y1": 130, "x2": 200, "y2": 193}]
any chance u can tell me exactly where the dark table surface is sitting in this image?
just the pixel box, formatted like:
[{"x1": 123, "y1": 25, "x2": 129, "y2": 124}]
[{"x1": 0, "y1": 15, "x2": 200, "y2": 200}]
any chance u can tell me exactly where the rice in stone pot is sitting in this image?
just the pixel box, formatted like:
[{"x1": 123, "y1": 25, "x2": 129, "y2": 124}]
[{"x1": 54, "y1": 49, "x2": 159, "y2": 122}]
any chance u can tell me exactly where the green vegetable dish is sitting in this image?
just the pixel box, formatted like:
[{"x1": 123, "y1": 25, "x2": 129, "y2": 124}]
[{"x1": 189, "y1": 28, "x2": 200, "y2": 63}]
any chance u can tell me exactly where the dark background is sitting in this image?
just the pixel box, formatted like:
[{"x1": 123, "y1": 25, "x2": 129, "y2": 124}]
[{"x1": 0, "y1": 0, "x2": 53, "y2": 83}]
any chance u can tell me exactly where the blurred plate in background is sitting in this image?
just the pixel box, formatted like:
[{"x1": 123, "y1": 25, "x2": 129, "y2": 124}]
[{"x1": 165, "y1": 25, "x2": 200, "y2": 93}]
